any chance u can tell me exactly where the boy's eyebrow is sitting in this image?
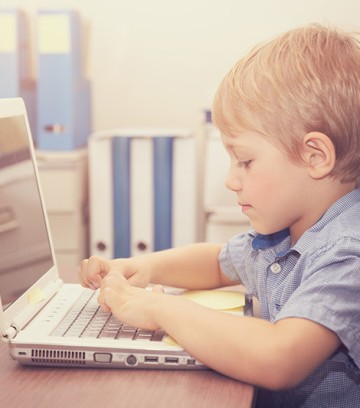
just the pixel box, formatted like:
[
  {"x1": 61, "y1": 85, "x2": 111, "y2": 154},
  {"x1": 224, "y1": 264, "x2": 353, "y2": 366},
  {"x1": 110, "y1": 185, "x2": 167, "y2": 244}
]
[
  {"x1": 223, "y1": 142, "x2": 251, "y2": 153},
  {"x1": 220, "y1": 133, "x2": 253, "y2": 153}
]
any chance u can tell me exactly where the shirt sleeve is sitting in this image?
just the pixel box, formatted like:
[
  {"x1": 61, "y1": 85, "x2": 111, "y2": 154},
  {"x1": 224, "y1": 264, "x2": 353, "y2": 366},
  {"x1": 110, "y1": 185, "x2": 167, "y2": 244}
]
[{"x1": 218, "y1": 231, "x2": 259, "y2": 296}]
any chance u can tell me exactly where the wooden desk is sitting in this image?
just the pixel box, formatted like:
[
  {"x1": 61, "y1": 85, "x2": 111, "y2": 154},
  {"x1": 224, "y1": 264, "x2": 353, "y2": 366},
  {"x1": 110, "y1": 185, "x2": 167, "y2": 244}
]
[{"x1": 0, "y1": 268, "x2": 255, "y2": 408}]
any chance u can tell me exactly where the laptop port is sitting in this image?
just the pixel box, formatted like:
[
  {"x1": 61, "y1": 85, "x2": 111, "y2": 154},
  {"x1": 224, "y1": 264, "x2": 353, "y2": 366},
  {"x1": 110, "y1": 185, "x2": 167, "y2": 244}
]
[
  {"x1": 144, "y1": 356, "x2": 159, "y2": 363},
  {"x1": 126, "y1": 354, "x2": 138, "y2": 366},
  {"x1": 164, "y1": 357, "x2": 179, "y2": 364},
  {"x1": 187, "y1": 359, "x2": 196, "y2": 366},
  {"x1": 94, "y1": 352, "x2": 112, "y2": 363}
]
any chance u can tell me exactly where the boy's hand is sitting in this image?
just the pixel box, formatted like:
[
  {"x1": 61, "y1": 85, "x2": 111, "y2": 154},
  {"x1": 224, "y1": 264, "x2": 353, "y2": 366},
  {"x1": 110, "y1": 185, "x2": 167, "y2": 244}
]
[
  {"x1": 97, "y1": 272, "x2": 165, "y2": 330},
  {"x1": 79, "y1": 256, "x2": 110, "y2": 290},
  {"x1": 78, "y1": 255, "x2": 152, "y2": 290}
]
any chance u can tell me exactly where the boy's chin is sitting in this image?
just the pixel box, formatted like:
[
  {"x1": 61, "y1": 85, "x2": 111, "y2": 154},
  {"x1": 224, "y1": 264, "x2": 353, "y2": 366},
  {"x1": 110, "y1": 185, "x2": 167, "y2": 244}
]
[{"x1": 251, "y1": 223, "x2": 286, "y2": 236}]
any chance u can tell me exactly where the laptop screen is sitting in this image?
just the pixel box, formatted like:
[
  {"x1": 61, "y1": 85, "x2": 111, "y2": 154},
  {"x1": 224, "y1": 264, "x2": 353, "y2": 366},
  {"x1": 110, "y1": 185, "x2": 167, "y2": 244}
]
[{"x1": 0, "y1": 114, "x2": 53, "y2": 309}]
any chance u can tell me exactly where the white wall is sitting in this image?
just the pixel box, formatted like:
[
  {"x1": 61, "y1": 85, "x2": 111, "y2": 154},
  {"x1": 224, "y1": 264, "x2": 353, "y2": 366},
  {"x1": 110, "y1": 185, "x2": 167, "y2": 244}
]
[{"x1": 1, "y1": 0, "x2": 360, "y2": 133}]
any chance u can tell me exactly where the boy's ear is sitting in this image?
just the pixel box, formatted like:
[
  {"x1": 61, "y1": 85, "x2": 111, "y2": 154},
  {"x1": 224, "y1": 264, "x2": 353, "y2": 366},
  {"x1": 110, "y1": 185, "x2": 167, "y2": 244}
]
[{"x1": 302, "y1": 132, "x2": 336, "y2": 179}]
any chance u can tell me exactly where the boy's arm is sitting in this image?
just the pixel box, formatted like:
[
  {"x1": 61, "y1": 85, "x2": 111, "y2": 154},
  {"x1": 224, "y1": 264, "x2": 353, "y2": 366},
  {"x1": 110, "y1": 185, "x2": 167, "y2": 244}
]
[
  {"x1": 143, "y1": 243, "x2": 238, "y2": 289},
  {"x1": 99, "y1": 280, "x2": 340, "y2": 390},
  {"x1": 152, "y1": 297, "x2": 341, "y2": 389},
  {"x1": 79, "y1": 243, "x2": 239, "y2": 291}
]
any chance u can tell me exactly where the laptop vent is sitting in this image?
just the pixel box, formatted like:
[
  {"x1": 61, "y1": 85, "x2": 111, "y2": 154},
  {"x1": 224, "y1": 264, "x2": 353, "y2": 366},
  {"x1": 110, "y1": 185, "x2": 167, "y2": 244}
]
[{"x1": 31, "y1": 349, "x2": 86, "y2": 366}]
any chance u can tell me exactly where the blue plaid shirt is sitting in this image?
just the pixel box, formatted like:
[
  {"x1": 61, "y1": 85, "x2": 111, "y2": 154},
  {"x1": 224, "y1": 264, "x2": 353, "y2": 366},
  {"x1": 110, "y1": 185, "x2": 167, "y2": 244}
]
[{"x1": 219, "y1": 189, "x2": 360, "y2": 408}]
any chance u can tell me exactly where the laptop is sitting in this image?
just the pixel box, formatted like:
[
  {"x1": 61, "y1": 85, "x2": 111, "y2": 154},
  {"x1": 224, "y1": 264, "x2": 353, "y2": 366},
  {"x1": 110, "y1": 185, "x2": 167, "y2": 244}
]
[{"x1": 0, "y1": 97, "x2": 251, "y2": 370}]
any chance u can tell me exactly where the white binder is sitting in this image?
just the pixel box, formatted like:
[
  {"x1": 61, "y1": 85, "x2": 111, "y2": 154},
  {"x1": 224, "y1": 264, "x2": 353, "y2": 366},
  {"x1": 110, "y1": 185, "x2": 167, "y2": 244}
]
[
  {"x1": 88, "y1": 133, "x2": 114, "y2": 259},
  {"x1": 130, "y1": 137, "x2": 154, "y2": 256}
]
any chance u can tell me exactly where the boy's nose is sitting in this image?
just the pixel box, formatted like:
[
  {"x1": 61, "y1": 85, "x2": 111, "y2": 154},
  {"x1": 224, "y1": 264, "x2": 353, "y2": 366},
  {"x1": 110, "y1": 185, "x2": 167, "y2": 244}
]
[{"x1": 225, "y1": 169, "x2": 242, "y2": 192}]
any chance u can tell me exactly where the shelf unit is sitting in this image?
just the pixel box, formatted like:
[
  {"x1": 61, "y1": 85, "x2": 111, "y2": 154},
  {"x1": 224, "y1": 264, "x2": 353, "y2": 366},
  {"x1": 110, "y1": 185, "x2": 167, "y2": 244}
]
[{"x1": 36, "y1": 149, "x2": 89, "y2": 267}]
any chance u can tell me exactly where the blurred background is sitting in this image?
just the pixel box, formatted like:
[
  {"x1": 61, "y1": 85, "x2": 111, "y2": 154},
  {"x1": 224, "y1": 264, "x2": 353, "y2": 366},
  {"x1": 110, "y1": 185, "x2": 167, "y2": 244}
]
[
  {"x1": 2, "y1": 0, "x2": 360, "y2": 130},
  {"x1": 1, "y1": 0, "x2": 359, "y2": 268}
]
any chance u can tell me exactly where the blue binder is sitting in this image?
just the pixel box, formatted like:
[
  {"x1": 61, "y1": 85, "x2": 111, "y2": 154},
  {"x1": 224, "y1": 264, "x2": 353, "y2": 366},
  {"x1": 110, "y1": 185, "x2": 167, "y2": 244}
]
[
  {"x1": 0, "y1": 9, "x2": 36, "y2": 138},
  {"x1": 36, "y1": 10, "x2": 91, "y2": 150},
  {"x1": 153, "y1": 137, "x2": 173, "y2": 251},
  {"x1": 112, "y1": 137, "x2": 132, "y2": 258}
]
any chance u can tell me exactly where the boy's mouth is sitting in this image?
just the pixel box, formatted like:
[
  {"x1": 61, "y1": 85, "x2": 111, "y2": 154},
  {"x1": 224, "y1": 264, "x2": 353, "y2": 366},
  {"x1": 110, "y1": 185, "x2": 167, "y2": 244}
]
[{"x1": 238, "y1": 202, "x2": 252, "y2": 212}]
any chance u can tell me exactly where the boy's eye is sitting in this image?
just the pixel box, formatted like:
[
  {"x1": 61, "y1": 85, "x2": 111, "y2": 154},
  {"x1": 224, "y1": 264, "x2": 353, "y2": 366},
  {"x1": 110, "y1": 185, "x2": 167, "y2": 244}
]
[{"x1": 237, "y1": 160, "x2": 252, "y2": 169}]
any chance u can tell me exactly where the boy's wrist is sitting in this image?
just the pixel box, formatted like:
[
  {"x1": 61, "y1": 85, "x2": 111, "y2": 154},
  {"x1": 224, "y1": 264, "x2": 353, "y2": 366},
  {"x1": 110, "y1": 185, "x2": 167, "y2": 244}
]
[
  {"x1": 149, "y1": 293, "x2": 188, "y2": 332},
  {"x1": 148, "y1": 293, "x2": 170, "y2": 329}
]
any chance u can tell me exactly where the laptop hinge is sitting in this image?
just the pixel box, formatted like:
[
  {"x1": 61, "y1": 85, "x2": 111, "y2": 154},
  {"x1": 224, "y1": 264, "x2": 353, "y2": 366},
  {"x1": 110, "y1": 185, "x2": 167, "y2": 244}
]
[
  {"x1": 3, "y1": 325, "x2": 17, "y2": 342},
  {"x1": 2, "y1": 277, "x2": 63, "y2": 343}
]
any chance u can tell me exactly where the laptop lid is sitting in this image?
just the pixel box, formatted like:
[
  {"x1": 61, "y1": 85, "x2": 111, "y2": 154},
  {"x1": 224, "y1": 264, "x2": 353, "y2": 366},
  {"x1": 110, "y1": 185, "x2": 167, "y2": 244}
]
[{"x1": 0, "y1": 97, "x2": 61, "y2": 340}]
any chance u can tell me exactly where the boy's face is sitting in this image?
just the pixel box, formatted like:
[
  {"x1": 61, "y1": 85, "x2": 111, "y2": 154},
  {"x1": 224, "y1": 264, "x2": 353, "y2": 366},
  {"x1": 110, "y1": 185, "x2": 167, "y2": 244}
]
[{"x1": 221, "y1": 129, "x2": 314, "y2": 242}]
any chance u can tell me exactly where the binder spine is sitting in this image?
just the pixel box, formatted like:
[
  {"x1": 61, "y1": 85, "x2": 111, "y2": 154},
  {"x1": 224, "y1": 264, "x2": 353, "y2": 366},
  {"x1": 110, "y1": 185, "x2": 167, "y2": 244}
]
[
  {"x1": 153, "y1": 137, "x2": 173, "y2": 251},
  {"x1": 112, "y1": 137, "x2": 131, "y2": 258},
  {"x1": 0, "y1": 9, "x2": 21, "y2": 96},
  {"x1": 89, "y1": 136, "x2": 114, "y2": 258},
  {"x1": 130, "y1": 138, "x2": 154, "y2": 256},
  {"x1": 172, "y1": 136, "x2": 197, "y2": 247}
]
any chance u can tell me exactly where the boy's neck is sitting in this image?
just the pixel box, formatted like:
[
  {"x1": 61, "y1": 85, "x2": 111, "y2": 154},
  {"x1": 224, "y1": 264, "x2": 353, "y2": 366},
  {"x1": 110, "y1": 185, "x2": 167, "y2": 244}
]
[{"x1": 290, "y1": 180, "x2": 356, "y2": 244}]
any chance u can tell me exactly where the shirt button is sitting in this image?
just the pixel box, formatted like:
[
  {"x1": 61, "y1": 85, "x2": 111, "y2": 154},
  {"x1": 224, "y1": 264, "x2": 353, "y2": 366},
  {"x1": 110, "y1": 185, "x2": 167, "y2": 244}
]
[{"x1": 270, "y1": 262, "x2": 282, "y2": 274}]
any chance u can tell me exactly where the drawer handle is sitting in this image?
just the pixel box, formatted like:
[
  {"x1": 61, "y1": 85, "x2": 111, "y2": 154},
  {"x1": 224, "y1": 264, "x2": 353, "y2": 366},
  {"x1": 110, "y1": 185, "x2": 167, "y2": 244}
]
[{"x1": 44, "y1": 124, "x2": 65, "y2": 133}]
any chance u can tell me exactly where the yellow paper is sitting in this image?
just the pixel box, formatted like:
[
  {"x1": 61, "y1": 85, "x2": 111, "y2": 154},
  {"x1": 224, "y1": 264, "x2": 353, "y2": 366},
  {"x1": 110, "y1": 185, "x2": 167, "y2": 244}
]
[
  {"x1": 0, "y1": 14, "x2": 16, "y2": 52},
  {"x1": 28, "y1": 287, "x2": 46, "y2": 305},
  {"x1": 182, "y1": 290, "x2": 245, "y2": 310},
  {"x1": 225, "y1": 306, "x2": 244, "y2": 314},
  {"x1": 164, "y1": 335, "x2": 180, "y2": 348},
  {"x1": 38, "y1": 15, "x2": 71, "y2": 53}
]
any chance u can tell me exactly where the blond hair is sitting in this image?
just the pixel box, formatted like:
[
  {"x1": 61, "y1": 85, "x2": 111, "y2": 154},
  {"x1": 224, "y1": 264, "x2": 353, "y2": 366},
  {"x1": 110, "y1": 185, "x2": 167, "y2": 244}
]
[{"x1": 212, "y1": 23, "x2": 360, "y2": 186}]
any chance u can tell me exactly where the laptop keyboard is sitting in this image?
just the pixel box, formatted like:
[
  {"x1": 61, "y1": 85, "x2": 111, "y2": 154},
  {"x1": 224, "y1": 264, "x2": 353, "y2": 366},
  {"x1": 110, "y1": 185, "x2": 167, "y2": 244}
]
[{"x1": 51, "y1": 289, "x2": 165, "y2": 342}]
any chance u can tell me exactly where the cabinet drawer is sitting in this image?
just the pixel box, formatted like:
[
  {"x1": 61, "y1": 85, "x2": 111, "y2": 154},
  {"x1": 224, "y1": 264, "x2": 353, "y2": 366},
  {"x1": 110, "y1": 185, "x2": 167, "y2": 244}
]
[
  {"x1": 36, "y1": 150, "x2": 88, "y2": 212},
  {"x1": 55, "y1": 251, "x2": 86, "y2": 267},
  {"x1": 47, "y1": 209, "x2": 88, "y2": 251}
]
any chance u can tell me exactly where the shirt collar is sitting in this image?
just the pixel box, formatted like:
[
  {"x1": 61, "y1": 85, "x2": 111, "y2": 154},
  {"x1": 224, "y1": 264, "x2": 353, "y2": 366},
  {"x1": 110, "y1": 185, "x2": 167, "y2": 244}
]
[{"x1": 251, "y1": 228, "x2": 290, "y2": 250}]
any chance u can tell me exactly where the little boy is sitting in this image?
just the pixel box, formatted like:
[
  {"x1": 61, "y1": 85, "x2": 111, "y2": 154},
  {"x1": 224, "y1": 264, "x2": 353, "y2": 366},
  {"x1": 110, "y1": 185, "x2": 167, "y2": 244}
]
[{"x1": 79, "y1": 24, "x2": 360, "y2": 407}]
